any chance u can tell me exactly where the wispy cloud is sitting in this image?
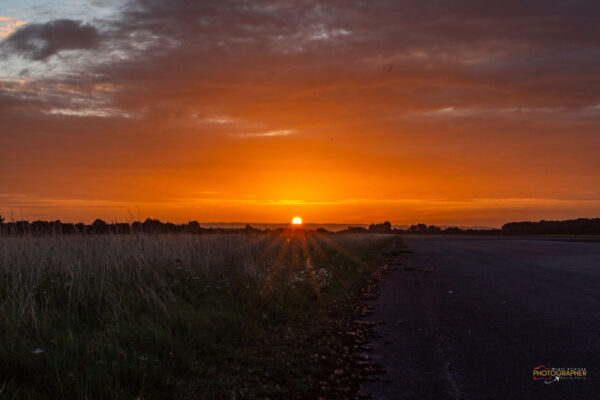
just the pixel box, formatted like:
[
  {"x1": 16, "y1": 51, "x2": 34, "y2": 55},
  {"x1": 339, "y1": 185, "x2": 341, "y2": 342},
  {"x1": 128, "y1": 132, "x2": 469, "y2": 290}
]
[
  {"x1": 192, "y1": 114, "x2": 237, "y2": 124},
  {"x1": 4, "y1": 194, "x2": 599, "y2": 211},
  {"x1": 47, "y1": 107, "x2": 132, "y2": 118},
  {"x1": 236, "y1": 129, "x2": 297, "y2": 138},
  {"x1": 416, "y1": 105, "x2": 599, "y2": 120},
  {"x1": 204, "y1": 116, "x2": 236, "y2": 124}
]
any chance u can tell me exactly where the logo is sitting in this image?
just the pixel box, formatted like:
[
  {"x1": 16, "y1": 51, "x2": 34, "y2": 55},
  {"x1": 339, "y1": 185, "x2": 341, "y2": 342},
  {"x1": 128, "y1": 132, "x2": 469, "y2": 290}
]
[{"x1": 533, "y1": 365, "x2": 587, "y2": 384}]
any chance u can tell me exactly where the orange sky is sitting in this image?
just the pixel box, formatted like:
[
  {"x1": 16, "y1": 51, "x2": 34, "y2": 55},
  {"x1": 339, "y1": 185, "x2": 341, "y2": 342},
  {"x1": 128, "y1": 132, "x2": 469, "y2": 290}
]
[{"x1": 1, "y1": 1, "x2": 599, "y2": 226}]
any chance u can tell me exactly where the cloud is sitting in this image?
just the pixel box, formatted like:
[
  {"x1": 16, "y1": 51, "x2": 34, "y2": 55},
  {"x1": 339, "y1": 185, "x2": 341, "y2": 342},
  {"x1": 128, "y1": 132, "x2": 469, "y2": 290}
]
[
  {"x1": 237, "y1": 129, "x2": 297, "y2": 138},
  {"x1": 0, "y1": 16, "x2": 27, "y2": 38},
  {"x1": 4, "y1": 1, "x2": 600, "y2": 118},
  {"x1": 0, "y1": 19, "x2": 100, "y2": 60},
  {"x1": 1, "y1": 1, "x2": 599, "y2": 128},
  {"x1": 47, "y1": 107, "x2": 132, "y2": 118}
]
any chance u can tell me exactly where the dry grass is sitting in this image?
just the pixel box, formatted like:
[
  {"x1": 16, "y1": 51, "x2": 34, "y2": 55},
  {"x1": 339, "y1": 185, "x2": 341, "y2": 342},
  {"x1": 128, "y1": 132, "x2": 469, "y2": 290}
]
[{"x1": 0, "y1": 232, "x2": 393, "y2": 399}]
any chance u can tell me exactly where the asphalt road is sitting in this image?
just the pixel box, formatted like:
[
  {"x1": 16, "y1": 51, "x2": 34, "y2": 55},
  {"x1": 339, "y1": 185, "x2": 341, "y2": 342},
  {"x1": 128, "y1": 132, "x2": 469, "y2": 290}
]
[{"x1": 364, "y1": 236, "x2": 600, "y2": 400}]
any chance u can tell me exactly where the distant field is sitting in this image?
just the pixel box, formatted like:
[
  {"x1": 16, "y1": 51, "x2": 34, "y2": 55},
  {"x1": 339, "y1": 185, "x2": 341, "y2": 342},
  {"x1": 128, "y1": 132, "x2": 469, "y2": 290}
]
[{"x1": 0, "y1": 232, "x2": 393, "y2": 399}]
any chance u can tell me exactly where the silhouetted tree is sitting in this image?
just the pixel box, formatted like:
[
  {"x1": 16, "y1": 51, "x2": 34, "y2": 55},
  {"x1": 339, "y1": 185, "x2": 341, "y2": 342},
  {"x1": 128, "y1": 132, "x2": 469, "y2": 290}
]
[
  {"x1": 502, "y1": 218, "x2": 600, "y2": 235},
  {"x1": 114, "y1": 223, "x2": 131, "y2": 234},
  {"x1": 187, "y1": 221, "x2": 201, "y2": 233},
  {"x1": 369, "y1": 221, "x2": 393, "y2": 233},
  {"x1": 92, "y1": 219, "x2": 108, "y2": 233},
  {"x1": 426, "y1": 225, "x2": 441, "y2": 234},
  {"x1": 143, "y1": 218, "x2": 165, "y2": 233},
  {"x1": 407, "y1": 224, "x2": 428, "y2": 234},
  {"x1": 75, "y1": 223, "x2": 86, "y2": 233}
]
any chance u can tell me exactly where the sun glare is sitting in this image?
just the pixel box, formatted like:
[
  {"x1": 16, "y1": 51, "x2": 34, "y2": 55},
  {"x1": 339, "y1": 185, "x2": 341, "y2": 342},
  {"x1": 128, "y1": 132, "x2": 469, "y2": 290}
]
[{"x1": 292, "y1": 217, "x2": 303, "y2": 225}]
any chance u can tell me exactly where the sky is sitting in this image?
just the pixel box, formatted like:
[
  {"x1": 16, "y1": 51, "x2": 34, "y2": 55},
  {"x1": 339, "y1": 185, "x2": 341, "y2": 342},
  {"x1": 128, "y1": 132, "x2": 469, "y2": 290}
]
[{"x1": 1, "y1": 0, "x2": 599, "y2": 226}]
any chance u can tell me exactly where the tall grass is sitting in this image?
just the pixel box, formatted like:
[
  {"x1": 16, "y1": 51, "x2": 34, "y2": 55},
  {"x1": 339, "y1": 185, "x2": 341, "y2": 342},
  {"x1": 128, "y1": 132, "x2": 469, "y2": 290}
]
[{"x1": 0, "y1": 232, "x2": 392, "y2": 399}]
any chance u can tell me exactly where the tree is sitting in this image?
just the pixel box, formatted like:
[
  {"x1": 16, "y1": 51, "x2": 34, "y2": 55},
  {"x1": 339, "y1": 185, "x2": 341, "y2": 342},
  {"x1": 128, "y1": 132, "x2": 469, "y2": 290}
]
[
  {"x1": 92, "y1": 219, "x2": 108, "y2": 233},
  {"x1": 368, "y1": 221, "x2": 393, "y2": 233},
  {"x1": 407, "y1": 224, "x2": 428, "y2": 234}
]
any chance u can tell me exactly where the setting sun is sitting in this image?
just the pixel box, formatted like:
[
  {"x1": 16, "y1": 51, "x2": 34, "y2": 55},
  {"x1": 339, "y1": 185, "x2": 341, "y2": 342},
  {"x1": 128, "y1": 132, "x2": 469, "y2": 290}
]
[{"x1": 292, "y1": 217, "x2": 303, "y2": 225}]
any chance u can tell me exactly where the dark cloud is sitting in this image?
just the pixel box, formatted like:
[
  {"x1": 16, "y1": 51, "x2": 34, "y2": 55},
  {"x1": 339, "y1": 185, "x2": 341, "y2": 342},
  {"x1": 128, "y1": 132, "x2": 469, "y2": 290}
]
[
  {"x1": 0, "y1": 0, "x2": 598, "y2": 126},
  {"x1": 4, "y1": 1, "x2": 600, "y2": 114},
  {"x1": 1, "y1": 19, "x2": 101, "y2": 60},
  {"x1": 3, "y1": 1, "x2": 600, "y2": 138},
  {"x1": 94, "y1": 0, "x2": 600, "y2": 113}
]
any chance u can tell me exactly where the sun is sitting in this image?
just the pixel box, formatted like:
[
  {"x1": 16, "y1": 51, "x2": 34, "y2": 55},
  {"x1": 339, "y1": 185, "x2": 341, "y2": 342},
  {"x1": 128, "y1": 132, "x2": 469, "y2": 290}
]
[{"x1": 292, "y1": 217, "x2": 303, "y2": 225}]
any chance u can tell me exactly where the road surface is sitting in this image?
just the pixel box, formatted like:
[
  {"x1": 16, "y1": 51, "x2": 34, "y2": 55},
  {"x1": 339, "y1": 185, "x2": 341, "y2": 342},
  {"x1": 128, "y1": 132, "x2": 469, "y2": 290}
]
[{"x1": 364, "y1": 236, "x2": 600, "y2": 400}]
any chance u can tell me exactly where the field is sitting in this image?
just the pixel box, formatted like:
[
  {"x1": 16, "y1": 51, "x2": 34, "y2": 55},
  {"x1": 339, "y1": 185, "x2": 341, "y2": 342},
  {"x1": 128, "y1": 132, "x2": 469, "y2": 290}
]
[{"x1": 0, "y1": 231, "x2": 394, "y2": 399}]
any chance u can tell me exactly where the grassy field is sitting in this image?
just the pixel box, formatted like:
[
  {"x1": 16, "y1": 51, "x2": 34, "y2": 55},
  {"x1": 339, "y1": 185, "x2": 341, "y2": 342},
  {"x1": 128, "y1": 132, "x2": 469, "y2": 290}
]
[{"x1": 0, "y1": 231, "x2": 395, "y2": 399}]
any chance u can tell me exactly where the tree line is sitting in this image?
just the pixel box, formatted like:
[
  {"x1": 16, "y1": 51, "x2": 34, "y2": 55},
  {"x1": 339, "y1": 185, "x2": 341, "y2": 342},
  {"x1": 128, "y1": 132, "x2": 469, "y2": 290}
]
[
  {"x1": 501, "y1": 218, "x2": 600, "y2": 235},
  {"x1": 0, "y1": 217, "x2": 262, "y2": 235},
  {"x1": 1, "y1": 216, "x2": 598, "y2": 236}
]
